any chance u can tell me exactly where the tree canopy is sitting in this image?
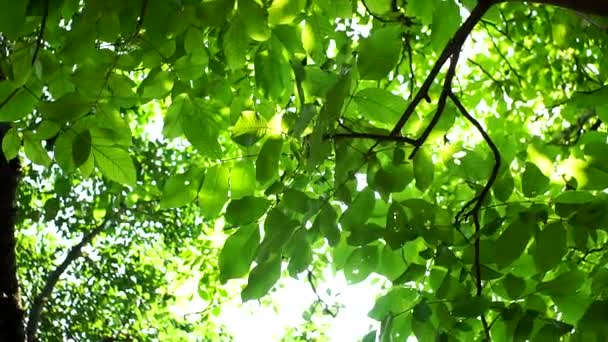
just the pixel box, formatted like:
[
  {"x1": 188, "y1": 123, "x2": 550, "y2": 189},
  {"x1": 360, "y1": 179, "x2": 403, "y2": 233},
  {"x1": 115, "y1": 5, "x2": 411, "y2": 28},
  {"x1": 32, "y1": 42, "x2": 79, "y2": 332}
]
[{"x1": 1, "y1": 0, "x2": 608, "y2": 341}]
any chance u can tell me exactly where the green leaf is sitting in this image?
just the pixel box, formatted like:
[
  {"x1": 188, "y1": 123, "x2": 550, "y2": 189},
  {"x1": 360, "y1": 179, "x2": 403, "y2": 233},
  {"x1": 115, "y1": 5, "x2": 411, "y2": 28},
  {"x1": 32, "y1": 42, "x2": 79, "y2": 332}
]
[
  {"x1": 532, "y1": 222, "x2": 566, "y2": 273},
  {"x1": 256, "y1": 137, "x2": 283, "y2": 185},
  {"x1": 514, "y1": 312, "x2": 535, "y2": 342},
  {"x1": 577, "y1": 300, "x2": 608, "y2": 338},
  {"x1": 54, "y1": 129, "x2": 78, "y2": 172},
  {"x1": 347, "y1": 223, "x2": 384, "y2": 246},
  {"x1": 533, "y1": 322, "x2": 572, "y2": 341},
  {"x1": 2, "y1": 128, "x2": 20, "y2": 160},
  {"x1": 353, "y1": 88, "x2": 407, "y2": 127},
  {"x1": 316, "y1": 0, "x2": 352, "y2": 18},
  {"x1": 225, "y1": 196, "x2": 271, "y2": 226},
  {"x1": 373, "y1": 162, "x2": 413, "y2": 195},
  {"x1": 180, "y1": 102, "x2": 222, "y2": 158},
  {"x1": 268, "y1": 0, "x2": 304, "y2": 25},
  {"x1": 430, "y1": 0, "x2": 461, "y2": 53},
  {"x1": 413, "y1": 300, "x2": 432, "y2": 322},
  {"x1": 254, "y1": 37, "x2": 293, "y2": 101},
  {"x1": 285, "y1": 229, "x2": 313, "y2": 276},
  {"x1": 174, "y1": 53, "x2": 207, "y2": 81},
  {"x1": 459, "y1": 149, "x2": 492, "y2": 181},
  {"x1": 72, "y1": 130, "x2": 92, "y2": 168},
  {"x1": 363, "y1": 0, "x2": 392, "y2": 16},
  {"x1": 344, "y1": 245, "x2": 379, "y2": 284},
  {"x1": 451, "y1": 296, "x2": 490, "y2": 318},
  {"x1": 385, "y1": 203, "x2": 414, "y2": 249},
  {"x1": 223, "y1": 16, "x2": 250, "y2": 70},
  {"x1": 407, "y1": 0, "x2": 435, "y2": 25},
  {"x1": 23, "y1": 133, "x2": 51, "y2": 167},
  {"x1": 184, "y1": 27, "x2": 205, "y2": 54},
  {"x1": 219, "y1": 224, "x2": 260, "y2": 283},
  {"x1": 314, "y1": 203, "x2": 340, "y2": 246},
  {"x1": 39, "y1": 91, "x2": 90, "y2": 122},
  {"x1": 357, "y1": 25, "x2": 403, "y2": 80},
  {"x1": 378, "y1": 245, "x2": 407, "y2": 283},
  {"x1": 493, "y1": 220, "x2": 535, "y2": 269},
  {"x1": 502, "y1": 273, "x2": 526, "y2": 299},
  {"x1": 493, "y1": 170, "x2": 514, "y2": 201},
  {"x1": 521, "y1": 162, "x2": 550, "y2": 198},
  {"x1": 282, "y1": 188, "x2": 311, "y2": 214},
  {"x1": 339, "y1": 187, "x2": 375, "y2": 230},
  {"x1": 0, "y1": 87, "x2": 39, "y2": 121},
  {"x1": 92, "y1": 146, "x2": 137, "y2": 186},
  {"x1": 239, "y1": 0, "x2": 271, "y2": 42},
  {"x1": 108, "y1": 73, "x2": 139, "y2": 107},
  {"x1": 33, "y1": 121, "x2": 61, "y2": 140},
  {"x1": 413, "y1": 148, "x2": 434, "y2": 191},
  {"x1": 0, "y1": 1, "x2": 27, "y2": 39},
  {"x1": 242, "y1": 255, "x2": 281, "y2": 301},
  {"x1": 554, "y1": 191, "x2": 595, "y2": 204},
  {"x1": 368, "y1": 287, "x2": 417, "y2": 320},
  {"x1": 394, "y1": 263, "x2": 426, "y2": 284},
  {"x1": 139, "y1": 70, "x2": 174, "y2": 100},
  {"x1": 230, "y1": 160, "x2": 256, "y2": 199},
  {"x1": 198, "y1": 165, "x2": 230, "y2": 218},
  {"x1": 160, "y1": 168, "x2": 203, "y2": 209},
  {"x1": 256, "y1": 208, "x2": 299, "y2": 262},
  {"x1": 232, "y1": 111, "x2": 269, "y2": 146},
  {"x1": 301, "y1": 67, "x2": 338, "y2": 99},
  {"x1": 536, "y1": 269, "x2": 585, "y2": 297}
]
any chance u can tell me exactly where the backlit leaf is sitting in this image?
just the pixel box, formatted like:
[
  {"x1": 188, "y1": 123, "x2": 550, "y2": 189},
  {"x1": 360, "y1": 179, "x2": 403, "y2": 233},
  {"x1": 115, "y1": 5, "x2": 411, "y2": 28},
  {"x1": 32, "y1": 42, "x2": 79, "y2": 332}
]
[
  {"x1": 357, "y1": 25, "x2": 403, "y2": 80},
  {"x1": 92, "y1": 145, "x2": 137, "y2": 186},
  {"x1": 256, "y1": 137, "x2": 283, "y2": 185},
  {"x1": 225, "y1": 196, "x2": 270, "y2": 226},
  {"x1": 242, "y1": 255, "x2": 281, "y2": 300},
  {"x1": 198, "y1": 165, "x2": 230, "y2": 218},
  {"x1": 219, "y1": 224, "x2": 260, "y2": 283},
  {"x1": 2, "y1": 128, "x2": 20, "y2": 160}
]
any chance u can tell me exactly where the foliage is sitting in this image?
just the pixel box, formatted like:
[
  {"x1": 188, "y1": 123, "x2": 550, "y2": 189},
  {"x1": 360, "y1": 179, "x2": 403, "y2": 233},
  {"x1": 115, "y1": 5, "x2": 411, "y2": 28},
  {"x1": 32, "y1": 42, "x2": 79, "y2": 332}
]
[{"x1": 1, "y1": 0, "x2": 608, "y2": 340}]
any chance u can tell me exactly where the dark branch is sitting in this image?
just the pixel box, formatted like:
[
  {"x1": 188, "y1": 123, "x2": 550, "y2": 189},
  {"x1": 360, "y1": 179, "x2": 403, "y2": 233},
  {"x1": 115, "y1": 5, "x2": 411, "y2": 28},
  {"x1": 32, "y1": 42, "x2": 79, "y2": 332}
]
[
  {"x1": 31, "y1": 0, "x2": 49, "y2": 66},
  {"x1": 325, "y1": 131, "x2": 416, "y2": 144},
  {"x1": 409, "y1": 49, "x2": 461, "y2": 159},
  {"x1": 448, "y1": 92, "x2": 501, "y2": 341},
  {"x1": 389, "y1": 0, "x2": 495, "y2": 136},
  {"x1": 25, "y1": 214, "x2": 115, "y2": 342}
]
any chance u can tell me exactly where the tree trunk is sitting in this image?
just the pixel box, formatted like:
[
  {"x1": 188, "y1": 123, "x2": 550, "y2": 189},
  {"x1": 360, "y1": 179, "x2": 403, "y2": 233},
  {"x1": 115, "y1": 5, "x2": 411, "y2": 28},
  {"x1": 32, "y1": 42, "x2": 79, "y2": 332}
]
[{"x1": 0, "y1": 124, "x2": 24, "y2": 342}]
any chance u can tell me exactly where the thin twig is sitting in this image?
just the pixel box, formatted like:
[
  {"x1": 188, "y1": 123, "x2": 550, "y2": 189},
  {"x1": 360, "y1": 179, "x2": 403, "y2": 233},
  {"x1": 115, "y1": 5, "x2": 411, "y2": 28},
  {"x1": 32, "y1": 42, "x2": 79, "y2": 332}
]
[
  {"x1": 484, "y1": 27, "x2": 523, "y2": 85},
  {"x1": 307, "y1": 270, "x2": 337, "y2": 317}
]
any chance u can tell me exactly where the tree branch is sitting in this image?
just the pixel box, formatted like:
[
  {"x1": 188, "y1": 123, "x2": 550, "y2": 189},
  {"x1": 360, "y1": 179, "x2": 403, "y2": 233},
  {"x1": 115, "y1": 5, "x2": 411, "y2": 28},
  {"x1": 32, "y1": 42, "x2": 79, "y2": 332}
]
[
  {"x1": 25, "y1": 214, "x2": 115, "y2": 342},
  {"x1": 31, "y1": 0, "x2": 49, "y2": 66},
  {"x1": 325, "y1": 131, "x2": 416, "y2": 144},
  {"x1": 389, "y1": 0, "x2": 495, "y2": 136},
  {"x1": 409, "y1": 49, "x2": 461, "y2": 159},
  {"x1": 448, "y1": 92, "x2": 501, "y2": 341}
]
